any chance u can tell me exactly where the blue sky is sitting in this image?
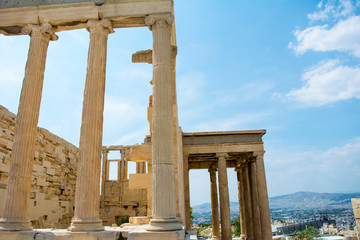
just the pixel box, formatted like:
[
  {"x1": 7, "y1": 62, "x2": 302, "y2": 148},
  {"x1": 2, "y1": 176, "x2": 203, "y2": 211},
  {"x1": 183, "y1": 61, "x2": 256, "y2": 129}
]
[{"x1": 0, "y1": 0, "x2": 359, "y2": 206}]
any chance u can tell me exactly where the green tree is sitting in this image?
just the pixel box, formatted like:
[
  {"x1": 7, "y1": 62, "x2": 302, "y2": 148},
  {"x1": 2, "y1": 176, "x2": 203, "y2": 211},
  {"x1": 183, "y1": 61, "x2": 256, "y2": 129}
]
[
  {"x1": 231, "y1": 215, "x2": 241, "y2": 237},
  {"x1": 190, "y1": 206, "x2": 194, "y2": 223},
  {"x1": 297, "y1": 226, "x2": 320, "y2": 240}
]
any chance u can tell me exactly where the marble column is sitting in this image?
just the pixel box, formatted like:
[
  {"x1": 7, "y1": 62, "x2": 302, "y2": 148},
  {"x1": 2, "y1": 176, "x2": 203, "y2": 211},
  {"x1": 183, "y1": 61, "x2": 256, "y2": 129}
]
[
  {"x1": 69, "y1": 19, "x2": 113, "y2": 232},
  {"x1": 235, "y1": 166, "x2": 247, "y2": 239},
  {"x1": 255, "y1": 152, "x2": 272, "y2": 240},
  {"x1": 145, "y1": 14, "x2": 182, "y2": 231},
  {"x1": 184, "y1": 154, "x2": 191, "y2": 231},
  {"x1": 241, "y1": 163, "x2": 254, "y2": 239},
  {"x1": 217, "y1": 154, "x2": 232, "y2": 240},
  {"x1": 0, "y1": 23, "x2": 57, "y2": 231},
  {"x1": 209, "y1": 167, "x2": 220, "y2": 240},
  {"x1": 249, "y1": 157, "x2": 262, "y2": 240}
]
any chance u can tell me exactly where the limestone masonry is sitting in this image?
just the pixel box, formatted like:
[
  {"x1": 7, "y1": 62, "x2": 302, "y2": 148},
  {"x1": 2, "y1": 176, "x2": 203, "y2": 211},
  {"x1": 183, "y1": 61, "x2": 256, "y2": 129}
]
[{"x1": 0, "y1": 105, "x2": 78, "y2": 229}]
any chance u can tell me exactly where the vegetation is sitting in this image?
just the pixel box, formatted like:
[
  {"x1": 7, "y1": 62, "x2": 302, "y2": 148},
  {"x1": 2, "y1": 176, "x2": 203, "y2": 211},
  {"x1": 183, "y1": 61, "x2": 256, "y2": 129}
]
[
  {"x1": 231, "y1": 215, "x2": 241, "y2": 237},
  {"x1": 296, "y1": 226, "x2": 320, "y2": 240},
  {"x1": 190, "y1": 206, "x2": 194, "y2": 223},
  {"x1": 115, "y1": 216, "x2": 129, "y2": 226}
]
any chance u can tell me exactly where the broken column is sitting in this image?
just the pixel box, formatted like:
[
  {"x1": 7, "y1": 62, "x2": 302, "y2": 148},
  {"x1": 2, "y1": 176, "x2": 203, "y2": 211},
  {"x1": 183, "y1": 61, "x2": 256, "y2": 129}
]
[
  {"x1": 69, "y1": 19, "x2": 113, "y2": 232},
  {"x1": 0, "y1": 23, "x2": 57, "y2": 231}
]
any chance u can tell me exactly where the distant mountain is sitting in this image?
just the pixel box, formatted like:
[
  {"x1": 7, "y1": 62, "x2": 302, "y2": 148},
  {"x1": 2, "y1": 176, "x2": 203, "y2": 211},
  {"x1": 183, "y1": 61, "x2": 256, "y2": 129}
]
[
  {"x1": 269, "y1": 191, "x2": 360, "y2": 210},
  {"x1": 192, "y1": 191, "x2": 360, "y2": 215}
]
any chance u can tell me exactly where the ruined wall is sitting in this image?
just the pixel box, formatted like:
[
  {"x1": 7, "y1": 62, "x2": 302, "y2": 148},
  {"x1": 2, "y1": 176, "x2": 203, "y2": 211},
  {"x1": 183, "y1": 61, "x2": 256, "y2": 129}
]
[
  {"x1": 99, "y1": 148, "x2": 147, "y2": 226},
  {"x1": 0, "y1": 105, "x2": 78, "y2": 229}
]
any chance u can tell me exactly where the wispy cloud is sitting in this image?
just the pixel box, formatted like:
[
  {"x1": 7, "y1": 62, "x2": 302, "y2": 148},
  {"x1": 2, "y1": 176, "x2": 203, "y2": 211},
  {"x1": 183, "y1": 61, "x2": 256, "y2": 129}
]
[
  {"x1": 194, "y1": 110, "x2": 272, "y2": 132},
  {"x1": 266, "y1": 137, "x2": 360, "y2": 196},
  {"x1": 307, "y1": 0, "x2": 357, "y2": 22},
  {"x1": 285, "y1": 59, "x2": 360, "y2": 106}
]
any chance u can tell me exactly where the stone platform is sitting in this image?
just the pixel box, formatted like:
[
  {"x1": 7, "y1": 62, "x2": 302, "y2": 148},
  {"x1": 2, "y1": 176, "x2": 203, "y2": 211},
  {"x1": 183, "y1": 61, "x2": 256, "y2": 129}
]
[{"x1": 0, "y1": 226, "x2": 186, "y2": 240}]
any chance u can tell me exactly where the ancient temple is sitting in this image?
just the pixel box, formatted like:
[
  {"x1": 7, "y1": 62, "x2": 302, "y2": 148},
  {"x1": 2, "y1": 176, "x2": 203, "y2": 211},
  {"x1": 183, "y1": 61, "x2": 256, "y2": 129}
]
[{"x1": 0, "y1": 0, "x2": 272, "y2": 239}]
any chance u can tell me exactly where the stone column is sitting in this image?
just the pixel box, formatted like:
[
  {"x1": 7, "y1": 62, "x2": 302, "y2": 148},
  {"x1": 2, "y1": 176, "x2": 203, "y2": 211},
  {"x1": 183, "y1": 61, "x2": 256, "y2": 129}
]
[
  {"x1": 249, "y1": 157, "x2": 262, "y2": 240},
  {"x1": 255, "y1": 152, "x2": 272, "y2": 240},
  {"x1": 241, "y1": 163, "x2": 254, "y2": 239},
  {"x1": 0, "y1": 23, "x2": 57, "y2": 231},
  {"x1": 184, "y1": 154, "x2": 191, "y2": 231},
  {"x1": 69, "y1": 19, "x2": 113, "y2": 232},
  {"x1": 101, "y1": 148, "x2": 108, "y2": 208},
  {"x1": 217, "y1": 154, "x2": 232, "y2": 240},
  {"x1": 209, "y1": 166, "x2": 220, "y2": 240},
  {"x1": 145, "y1": 14, "x2": 182, "y2": 231},
  {"x1": 235, "y1": 166, "x2": 247, "y2": 239}
]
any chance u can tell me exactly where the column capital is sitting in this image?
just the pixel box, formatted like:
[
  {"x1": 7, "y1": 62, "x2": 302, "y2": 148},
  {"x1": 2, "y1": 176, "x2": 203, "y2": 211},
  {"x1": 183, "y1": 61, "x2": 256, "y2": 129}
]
[
  {"x1": 252, "y1": 151, "x2": 265, "y2": 157},
  {"x1": 208, "y1": 163, "x2": 218, "y2": 173},
  {"x1": 145, "y1": 14, "x2": 174, "y2": 30},
  {"x1": 216, "y1": 153, "x2": 228, "y2": 159},
  {"x1": 86, "y1": 19, "x2": 114, "y2": 34},
  {"x1": 21, "y1": 23, "x2": 58, "y2": 41}
]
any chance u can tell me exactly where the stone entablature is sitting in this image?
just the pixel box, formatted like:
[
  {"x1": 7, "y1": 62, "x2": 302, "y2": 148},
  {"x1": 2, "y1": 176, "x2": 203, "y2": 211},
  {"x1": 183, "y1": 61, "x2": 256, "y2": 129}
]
[
  {"x1": 0, "y1": 0, "x2": 172, "y2": 35},
  {"x1": 0, "y1": 105, "x2": 78, "y2": 229}
]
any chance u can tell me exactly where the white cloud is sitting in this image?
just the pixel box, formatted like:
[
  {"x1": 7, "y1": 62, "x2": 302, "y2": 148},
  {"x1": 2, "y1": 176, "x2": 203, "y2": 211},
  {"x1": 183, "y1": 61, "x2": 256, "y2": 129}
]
[
  {"x1": 289, "y1": 15, "x2": 360, "y2": 57},
  {"x1": 285, "y1": 59, "x2": 360, "y2": 106},
  {"x1": 307, "y1": 0, "x2": 357, "y2": 22}
]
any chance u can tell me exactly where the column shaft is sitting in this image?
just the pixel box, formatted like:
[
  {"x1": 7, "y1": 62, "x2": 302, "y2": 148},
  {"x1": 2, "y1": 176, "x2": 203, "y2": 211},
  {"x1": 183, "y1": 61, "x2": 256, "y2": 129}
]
[
  {"x1": 0, "y1": 23, "x2": 56, "y2": 231},
  {"x1": 255, "y1": 153, "x2": 272, "y2": 240},
  {"x1": 217, "y1": 155, "x2": 232, "y2": 240},
  {"x1": 209, "y1": 168, "x2": 220, "y2": 240},
  {"x1": 146, "y1": 14, "x2": 181, "y2": 231},
  {"x1": 184, "y1": 154, "x2": 191, "y2": 231},
  {"x1": 242, "y1": 164, "x2": 254, "y2": 239},
  {"x1": 236, "y1": 169, "x2": 247, "y2": 238},
  {"x1": 249, "y1": 160, "x2": 262, "y2": 240},
  {"x1": 69, "y1": 19, "x2": 112, "y2": 232}
]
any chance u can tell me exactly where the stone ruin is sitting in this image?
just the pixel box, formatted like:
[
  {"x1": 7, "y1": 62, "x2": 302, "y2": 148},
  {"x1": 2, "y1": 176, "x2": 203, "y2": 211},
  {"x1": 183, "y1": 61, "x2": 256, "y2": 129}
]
[{"x1": 0, "y1": 0, "x2": 273, "y2": 239}]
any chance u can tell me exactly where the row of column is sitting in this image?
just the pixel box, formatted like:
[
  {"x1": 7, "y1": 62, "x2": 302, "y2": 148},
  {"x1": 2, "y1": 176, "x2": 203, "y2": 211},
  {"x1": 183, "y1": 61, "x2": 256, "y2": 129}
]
[
  {"x1": 184, "y1": 153, "x2": 272, "y2": 240},
  {"x1": 0, "y1": 13, "x2": 180, "y2": 232}
]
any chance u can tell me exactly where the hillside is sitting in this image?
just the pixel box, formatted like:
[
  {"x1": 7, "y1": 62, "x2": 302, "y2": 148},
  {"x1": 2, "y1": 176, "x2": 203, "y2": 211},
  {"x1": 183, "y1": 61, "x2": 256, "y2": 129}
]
[
  {"x1": 269, "y1": 191, "x2": 360, "y2": 210},
  {"x1": 192, "y1": 191, "x2": 360, "y2": 221}
]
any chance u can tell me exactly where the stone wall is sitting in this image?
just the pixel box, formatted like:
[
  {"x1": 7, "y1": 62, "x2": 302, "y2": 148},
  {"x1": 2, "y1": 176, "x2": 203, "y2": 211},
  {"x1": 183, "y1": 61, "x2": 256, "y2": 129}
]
[{"x1": 0, "y1": 105, "x2": 78, "y2": 229}]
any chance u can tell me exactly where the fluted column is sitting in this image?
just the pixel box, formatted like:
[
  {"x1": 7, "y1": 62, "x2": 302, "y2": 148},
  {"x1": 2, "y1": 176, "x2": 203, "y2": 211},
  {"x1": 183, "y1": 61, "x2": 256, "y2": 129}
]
[
  {"x1": 209, "y1": 166, "x2": 220, "y2": 240},
  {"x1": 145, "y1": 13, "x2": 182, "y2": 231},
  {"x1": 235, "y1": 166, "x2": 247, "y2": 239},
  {"x1": 217, "y1": 154, "x2": 232, "y2": 240},
  {"x1": 0, "y1": 23, "x2": 57, "y2": 231},
  {"x1": 255, "y1": 152, "x2": 272, "y2": 240},
  {"x1": 249, "y1": 157, "x2": 262, "y2": 240},
  {"x1": 241, "y1": 163, "x2": 254, "y2": 239},
  {"x1": 69, "y1": 19, "x2": 113, "y2": 232}
]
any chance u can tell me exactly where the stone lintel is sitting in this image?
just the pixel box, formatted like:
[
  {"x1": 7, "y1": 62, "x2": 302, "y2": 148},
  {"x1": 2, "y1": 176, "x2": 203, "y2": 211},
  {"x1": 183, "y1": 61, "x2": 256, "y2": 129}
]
[
  {"x1": 0, "y1": 1, "x2": 172, "y2": 35},
  {"x1": 132, "y1": 46, "x2": 177, "y2": 64}
]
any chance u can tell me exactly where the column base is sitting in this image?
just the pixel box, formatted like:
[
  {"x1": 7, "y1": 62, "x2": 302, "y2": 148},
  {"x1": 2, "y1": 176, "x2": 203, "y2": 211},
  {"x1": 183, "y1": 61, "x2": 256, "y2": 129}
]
[
  {"x1": 0, "y1": 218, "x2": 33, "y2": 231},
  {"x1": 68, "y1": 218, "x2": 104, "y2": 232},
  {"x1": 211, "y1": 235, "x2": 220, "y2": 240},
  {"x1": 146, "y1": 218, "x2": 182, "y2": 231}
]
